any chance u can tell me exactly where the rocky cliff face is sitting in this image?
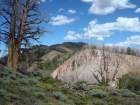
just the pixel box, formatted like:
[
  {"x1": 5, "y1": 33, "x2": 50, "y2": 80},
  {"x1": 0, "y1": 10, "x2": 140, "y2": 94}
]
[{"x1": 52, "y1": 48, "x2": 140, "y2": 84}]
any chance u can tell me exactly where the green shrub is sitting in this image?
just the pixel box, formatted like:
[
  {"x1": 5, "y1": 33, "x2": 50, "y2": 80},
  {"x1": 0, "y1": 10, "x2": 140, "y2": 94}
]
[
  {"x1": 4, "y1": 85, "x2": 14, "y2": 93},
  {"x1": 18, "y1": 78, "x2": 29, "y2": 85},
  {"x1": 2, "y1": 77, "x2": 14, "y2": 85},
  {"x1": 74, "y1": 93, "x2": 88, "y2": 105},
  {"x1": 74, "y1": 100, "x2": 87, "y2": 105},
  {"x1": 109, "y1": 90, "x2": 119, "y2": 96},
  {"x1": 0, "y1": 69, "x2": 10, "y2": 77},
  {"x1": 76, "y1": 93, "x2": 87, "y2": 100},
  {"x1": 0, "y1": 89, "x2": 6, "y2": 96},
  {"x1": 28, "y1": 78, "x2": 38, "y2": 85},
  {"x1": 7, "y1": 70, "x2": 12, "y2": 74},
  {"x1": 52, "y1": 92, "x2": 68, "y2": 102},
  {"x1": 35, "y1": 102, "x2": 54, "y2": 105},
  {"x1": 137, "y1": 91, "x2": 140, "y2": 95},
  {"x1": 36, "y1": 76, "x2": 42, "y2": 81},
  {"x1": 108, "y1": 97, "x2": 119, "y2": 105},
  {"x1": 119, "y1": 72, "x2": 140, "y2": 92},
  {"x1": 19, "y1": 86, "x2": 30, "y2": 96},
  {"x1": 37, "y1": 83, "x2": 54, "y2": 91},
  {"x1": 93, "y1": 99, "x2": 107, "y2": 105},
  {"x1": 8, "y1": 74, "x2": 17, "y2": 80},
  {"x1": 60, "y1": 88, "x2": 73, "y2": 95},
  {"x1": 101, "y1": 76, "x2": 107, "y2": 86},
  {"x1": 121, "y1": 89, "x2": 138, "y2": 97},
  {"x1": 34, "y1": 92, "x2": 46, "y2": 100},
  {"x1": 29, "y1": 96, "x2": 36, "y2": 103},
  {"x1": 13, "y1": 80, "x2": 20, "y2": 86},
  {"x1": 30, "y1": 87, "x2": 44, "y2": 92},
  {"x1": 15, "y1": 72, "x2": 26, "y2": 78},
  {"x1": 0, "y1": 71, "x2": 6, "y2": 78},
  {"x1": 5, "y1": 93, "x2": 19, "y2": 100},
  {"x1": 75, "y1": 81, "x2": 86, "y2": 85},
  {"x1": 41, "y1": 76, "x2": 61, "y2": 84},
  {"x1": 88, "y1": 89, "x2": 108, "y2": 98}
]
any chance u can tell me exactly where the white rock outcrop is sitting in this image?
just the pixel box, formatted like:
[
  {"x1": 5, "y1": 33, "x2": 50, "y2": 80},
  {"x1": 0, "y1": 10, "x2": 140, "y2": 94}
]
[{"x1": 52, "y1": 48, "x2": 140, "y2": 84}]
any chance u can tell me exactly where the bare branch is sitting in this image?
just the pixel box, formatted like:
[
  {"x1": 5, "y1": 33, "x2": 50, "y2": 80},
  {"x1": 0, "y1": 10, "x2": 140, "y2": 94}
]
[
  {"x1": 90, "y1": 70, "x2": 101, "y2": 84},
  {"x1": 112, "y1": 54, "x2": 123, "y2": 81}
]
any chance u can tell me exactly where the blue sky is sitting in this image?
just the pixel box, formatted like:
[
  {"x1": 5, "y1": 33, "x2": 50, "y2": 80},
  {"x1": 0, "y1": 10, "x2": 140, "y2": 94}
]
[
  {"x1": 1, "y1": 0, "x2": 140, "y2": 52},
  {"x1": 37, "y1": 0, "x2": 140, "y2": 48}
]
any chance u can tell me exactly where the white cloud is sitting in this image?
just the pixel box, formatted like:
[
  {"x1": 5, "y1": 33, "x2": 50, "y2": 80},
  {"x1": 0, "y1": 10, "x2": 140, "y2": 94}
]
[
  {"x1": 97, "y1": 37, "x2": 104, "y2": 41},
  {"x1": 67, "y1": 10, "x2": 77, "y2": 14},
  {"x1": 50, "y1": 15, "x2": 75, "y2": 26},
  {"x1": 83, "y1": 17, "x2": 140, "y2": 40},
  {"x1": 67, "y1": 30, "x2": 75, "y2": 35},
  {"x1": 108, "y1": 35, "x2": 140, "y2": 47},
  {"x1": 135, "y1": 8, "x2": 140, "y2": 13},
  {"x1": 119, "y1": 35, "x2": 140, "y2": 46},
  {"x1": 81, "y1": 0, "x2": 136, "y2": 15},
  {"x1": 64, "y1": 31, "x2": 82, "y2": 40},
  {"x1": 64, "y1": 17, "x2": 140, "y2": 41},
  {"x1": 58, "y1": 8, "x2": 64, "y2": 12},
  {"x1": 49, "y1": 0, "x2": 53, "y2": 2}
]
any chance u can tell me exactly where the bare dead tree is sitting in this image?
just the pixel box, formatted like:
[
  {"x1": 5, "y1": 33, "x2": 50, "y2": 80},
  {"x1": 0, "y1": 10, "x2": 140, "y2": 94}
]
[
  {"x1": 0, "y1": 0, "x2": 51, "y2": 71},
  {"x1": 112, "y1": 54, "x2": 122, "y2": 81},
  {"x1": 91, "y1": 44, "x2": 124, "y2": 87}
]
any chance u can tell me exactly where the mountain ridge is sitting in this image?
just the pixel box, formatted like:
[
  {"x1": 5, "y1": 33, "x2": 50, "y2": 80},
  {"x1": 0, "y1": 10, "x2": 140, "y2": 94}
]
[{"x1": 27, "y1": 42, "x2": 87, "y2": 75}]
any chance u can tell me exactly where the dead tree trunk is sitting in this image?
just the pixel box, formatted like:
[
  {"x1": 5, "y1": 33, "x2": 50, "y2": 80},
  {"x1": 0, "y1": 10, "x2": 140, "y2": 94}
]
[{"x1": 91, "y1": 45, "x2": 123, "y2": 87}]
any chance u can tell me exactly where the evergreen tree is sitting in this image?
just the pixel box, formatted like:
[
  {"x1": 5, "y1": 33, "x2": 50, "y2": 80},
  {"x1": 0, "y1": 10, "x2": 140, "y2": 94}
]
[{"x1": 127, "y1": 47, "x2": 132, "y2": 55}]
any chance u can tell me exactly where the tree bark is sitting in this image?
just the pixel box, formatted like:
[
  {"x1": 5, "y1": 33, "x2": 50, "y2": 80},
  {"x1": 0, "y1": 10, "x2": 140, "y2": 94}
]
[
  {"x1": 8, "y1": 0, "x2": 17, "y2": 71},
  {"x1": 8, "y1": 0, "x2": 30, "y2": 71}
]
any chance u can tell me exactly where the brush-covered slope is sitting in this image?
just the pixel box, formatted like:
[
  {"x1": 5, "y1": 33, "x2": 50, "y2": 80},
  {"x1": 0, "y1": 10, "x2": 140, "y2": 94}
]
[
  {"x1": 21, "y1": 42, "x2": 87, "y2": 74},
  {"x1": 0, "y1": 68, "x2": 67, "y2": 105},
  {"x1": 1, "y1": 68, "x2": 140, "y2": 105},
  {"x1": 52, "y1": 48, "x2": 140, "y2": 83}
]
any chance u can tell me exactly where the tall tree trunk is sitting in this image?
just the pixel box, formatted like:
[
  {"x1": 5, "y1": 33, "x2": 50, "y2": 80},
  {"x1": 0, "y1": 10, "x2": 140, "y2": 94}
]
[
  {"x1": 8, "y1": 0, "x2": 29, "y2": 71},
  {"x1": 12, "y1": 0, "x2": 30, "y2": 71},
  {"x1": 8, "y1": 36, "x2": 14, "y2": 69},
  {"x1": 13, "y1": 49, "x2": 19, "y2": 71},
  {"x1": 8, "y1": 0, "x2": 17, "y2": 71}
]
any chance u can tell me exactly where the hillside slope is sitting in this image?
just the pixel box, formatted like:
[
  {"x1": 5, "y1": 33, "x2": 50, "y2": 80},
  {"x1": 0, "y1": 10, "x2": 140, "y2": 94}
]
[
  {"x1": 52, "y1": 48, "x2": 140, "y2": 84},
  {"x1": 1, "y1": 68, "x2": 140, "y2": 105},
  {"x1": 27, "y1": 42, "x2": 87, "y2": 75}
]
